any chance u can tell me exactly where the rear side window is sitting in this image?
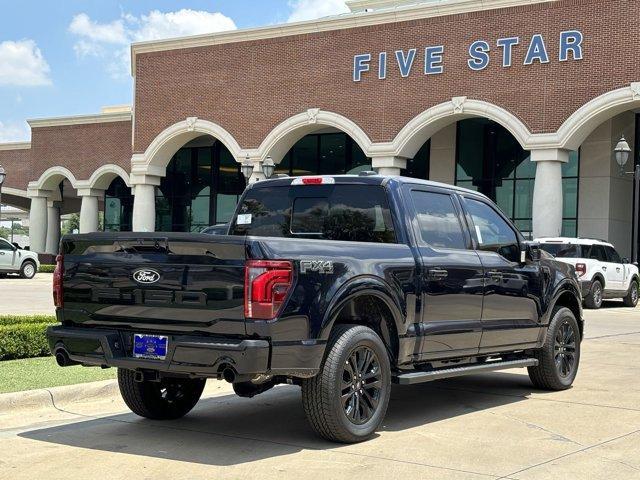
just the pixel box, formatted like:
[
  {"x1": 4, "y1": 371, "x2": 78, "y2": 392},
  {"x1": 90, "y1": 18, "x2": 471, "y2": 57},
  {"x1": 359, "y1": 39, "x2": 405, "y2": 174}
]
[
  {"x1": 540, "y1": 243, "x2": 582, "y2": 258},
  {"x1": 410, "y1": 191, "x2": 467, "y2": 250},
  {"x1": 231, "y1": 184, "x2": 396, "y2": 243}
]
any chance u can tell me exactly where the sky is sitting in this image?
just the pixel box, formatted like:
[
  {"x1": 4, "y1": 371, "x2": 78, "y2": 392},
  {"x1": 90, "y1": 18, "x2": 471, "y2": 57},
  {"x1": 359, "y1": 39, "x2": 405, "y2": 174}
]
[{"x1": 0, "y1": 0, "x2": 351, "y2": 143}]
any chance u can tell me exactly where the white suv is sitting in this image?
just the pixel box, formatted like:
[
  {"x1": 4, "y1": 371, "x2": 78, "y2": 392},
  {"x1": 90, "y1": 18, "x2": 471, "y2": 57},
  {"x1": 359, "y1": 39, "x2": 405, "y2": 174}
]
[
  {"x1": 537, "y1": 237, "x2": 639, "y2": 309},
  {"x1": 0, "y1": 238, "x2": 40, "y2": 279}
]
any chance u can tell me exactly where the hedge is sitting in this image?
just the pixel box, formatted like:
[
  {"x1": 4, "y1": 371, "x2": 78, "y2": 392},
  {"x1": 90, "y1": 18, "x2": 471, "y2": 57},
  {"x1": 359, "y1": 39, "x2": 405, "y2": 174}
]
[
  {"x1": 0, "y1": 315, "x2": 56, "y2": 326},
  {"x1": 0, "y1": 315, "x2": 58, "y2": 360},
  {"x1": 39, "y1": 265, "x2": 55, "y2": 273}
]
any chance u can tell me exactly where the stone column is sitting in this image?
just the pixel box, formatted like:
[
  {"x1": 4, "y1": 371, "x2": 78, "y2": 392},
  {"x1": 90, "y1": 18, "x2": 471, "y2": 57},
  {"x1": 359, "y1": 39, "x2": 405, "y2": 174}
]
[
  {"x1": 531, "y1": 148, "x2": 570, "y2": 239},
  {"x1": 28, "y1": 194, "x2": 48, "y2": 254},
  {"x1": 78, "y1": 189, "x2": 102, "y2": 233},
  {"x1": 131, "y1": 181, "x2": 158, "y2": 232},
  {"x1": 371, "y1": 156, "x2": 407, "y2": 176},
  {"x1": 45, "y1": 202, "x2": 61, "y2": 255}
]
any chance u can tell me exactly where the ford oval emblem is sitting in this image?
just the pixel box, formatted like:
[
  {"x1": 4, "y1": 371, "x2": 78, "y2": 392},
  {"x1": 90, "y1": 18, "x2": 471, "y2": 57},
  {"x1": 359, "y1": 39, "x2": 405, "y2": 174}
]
[{"x1": 133, "y1": 269, "x2": 161, "y2": 284}]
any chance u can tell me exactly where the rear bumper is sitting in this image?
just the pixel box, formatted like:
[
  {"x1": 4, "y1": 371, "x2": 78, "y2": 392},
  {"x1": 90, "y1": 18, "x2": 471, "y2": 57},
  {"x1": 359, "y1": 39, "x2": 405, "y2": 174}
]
[
  {"x1": 46, "y1": 325, "x2": 323, "y2": 379},
  {"x1": 47, "y1": 326, "x2": 269, "y2": 378}
]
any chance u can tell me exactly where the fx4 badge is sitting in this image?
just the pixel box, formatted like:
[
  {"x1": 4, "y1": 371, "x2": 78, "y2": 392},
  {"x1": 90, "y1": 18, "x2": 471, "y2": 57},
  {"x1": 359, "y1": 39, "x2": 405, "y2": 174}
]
[{"x1": 300, "y1": 260, "x2": 334, "y2": 274}]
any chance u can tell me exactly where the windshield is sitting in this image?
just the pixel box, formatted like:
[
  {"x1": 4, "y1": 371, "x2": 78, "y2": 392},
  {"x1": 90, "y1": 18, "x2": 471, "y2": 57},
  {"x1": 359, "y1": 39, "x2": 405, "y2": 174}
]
[
  {"x1": 230, "y1": 184, "x2": 396, "y2": 243},
  {"x1": 540, "y1": 243, "x2": 582, "y2": 258}
]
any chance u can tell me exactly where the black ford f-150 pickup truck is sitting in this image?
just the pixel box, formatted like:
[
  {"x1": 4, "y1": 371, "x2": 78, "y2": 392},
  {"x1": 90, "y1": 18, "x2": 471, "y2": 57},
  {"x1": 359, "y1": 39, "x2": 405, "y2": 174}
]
[{"x1": 47, "y1": 174, "x2": 583, "y2": 443}]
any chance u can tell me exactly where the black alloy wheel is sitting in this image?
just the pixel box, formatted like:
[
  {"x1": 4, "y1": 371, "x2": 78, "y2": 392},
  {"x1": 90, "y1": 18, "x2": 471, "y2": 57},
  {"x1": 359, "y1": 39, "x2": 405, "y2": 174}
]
[
  {"x1": 341, "y1": 346, "x2": 383, "y2": 425},
  {"x1": 554, "y1": 320, "x2": 577, "y2": 378}
]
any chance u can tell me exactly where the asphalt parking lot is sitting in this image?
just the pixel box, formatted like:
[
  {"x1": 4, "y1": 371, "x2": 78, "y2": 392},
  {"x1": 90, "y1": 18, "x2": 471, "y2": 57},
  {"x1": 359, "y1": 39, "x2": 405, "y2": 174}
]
[
  {"x1": 1, "y1": 302, "x2": 639, "y2": 480},
  {"x1": 0, "y1": 273, "x2": 54, "y2": 315}
]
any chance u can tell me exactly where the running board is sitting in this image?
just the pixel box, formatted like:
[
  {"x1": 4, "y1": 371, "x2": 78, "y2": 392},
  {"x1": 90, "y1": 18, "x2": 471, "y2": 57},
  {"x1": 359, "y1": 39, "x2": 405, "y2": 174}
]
[{"x1": 393, "y1": 358, "x2": 538, "y2": 385}]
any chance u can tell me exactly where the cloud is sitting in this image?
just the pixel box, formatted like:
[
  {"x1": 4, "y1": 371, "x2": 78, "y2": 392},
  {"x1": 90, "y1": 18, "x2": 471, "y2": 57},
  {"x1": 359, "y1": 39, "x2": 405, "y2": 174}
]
[
  {"x1": 69, "y1": 9, "x2": 237, "y2": 78},
  {"x1": 0, "y1": 120, "x2": 30, "y2": 142},
  {"x1": 69, "y1": 13, "x2": 128, "y2": 45},
  {"x1": 0, "y1": 40, "x2": 51, "y2": 87},
  {"x1": 287, "y1": 0, "x2": 350, "y2": 22}
]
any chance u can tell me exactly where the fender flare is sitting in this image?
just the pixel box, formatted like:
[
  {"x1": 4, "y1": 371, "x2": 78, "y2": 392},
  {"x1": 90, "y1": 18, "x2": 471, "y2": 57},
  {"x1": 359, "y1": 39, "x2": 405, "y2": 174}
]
[
  {"x1": 591, "y1": 272, "x2": 605, "y2": 289},
  {"x1": 546, "y1": 279, "x2": 583, "y2": 326},
  {"x1": 318, "y1": 275, "x2": 406, "y2": 345}
]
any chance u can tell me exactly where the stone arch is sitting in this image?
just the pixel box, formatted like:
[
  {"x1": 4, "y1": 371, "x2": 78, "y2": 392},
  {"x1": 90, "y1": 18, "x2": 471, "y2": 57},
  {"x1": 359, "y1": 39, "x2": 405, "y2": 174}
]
[
  {"x1": 32, "y1": 166, "x2": 78, "y2": 192},
  {"x1": 86, "y1": 164, "x2": 131, "y2": 190},
  {"x1": 555, "y1": 84, "x2": 640, "y2": 151},
  {"x1": 258, "y1": 109, "x2": 374, "y2": 164},
  {"x1": 139, "y1": 117, "x2": 243, "y2": 171},
  {"x1": 390, "y1": 98, "x2": 533, "y2": 160}
]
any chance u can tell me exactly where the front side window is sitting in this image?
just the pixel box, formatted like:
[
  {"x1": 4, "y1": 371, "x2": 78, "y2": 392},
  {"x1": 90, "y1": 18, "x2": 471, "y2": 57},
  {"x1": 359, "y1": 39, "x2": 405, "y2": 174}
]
[
  {"x1": 465, "y1": 197, "x2": 519, "y2": 262},
  {"x1": 410, "y1": 191, "x2": 466, "y2": 250},
  {"x1": 0, "y1": 239, "x2": 13, "y2": 251},
  {"x1": 605, "y1": 246, "x2": 622, "y2": 264},
  {"x1": 231, "y1": 184, "x2": 396, "y2": 243}
]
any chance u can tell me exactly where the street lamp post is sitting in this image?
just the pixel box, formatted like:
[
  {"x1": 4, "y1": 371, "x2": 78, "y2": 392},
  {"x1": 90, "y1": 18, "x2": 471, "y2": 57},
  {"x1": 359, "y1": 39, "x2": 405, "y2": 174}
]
[
  {"x1": 614, "y1": 136, "x2": 639, "y2": 263},
  {"x1": 241, "y1": 155, "x2": 254, "y2": 185},
  {"x1": 0, "y1": 165, "x2": 6, "y2": 228},
  {"x1": 261, "y1": 156, "x2": 275, "y2": 179}
]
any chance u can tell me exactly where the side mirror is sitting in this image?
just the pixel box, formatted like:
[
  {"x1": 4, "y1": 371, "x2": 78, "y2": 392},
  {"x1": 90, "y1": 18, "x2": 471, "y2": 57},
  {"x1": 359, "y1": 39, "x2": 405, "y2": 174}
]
[
  {"x1": 622, "y1": 257, "x2": 630, "y2": 264},
  {"x1": 12, "y1": 243, "x2": 20, "y2": 250},
  {"x1": 522, "y1": 241, "x2": 541, "y2": 264}
]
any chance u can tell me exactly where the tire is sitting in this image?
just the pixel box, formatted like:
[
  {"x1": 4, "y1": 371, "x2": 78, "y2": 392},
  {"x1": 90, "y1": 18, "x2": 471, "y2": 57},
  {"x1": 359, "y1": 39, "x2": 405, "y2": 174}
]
[
  {"x1": 20, "y1": 261, "x2": 36, "y2": 279},
  {"x1": 301, "y1": 324, "x2": 391, "y2": 443},
  {"x1": 623, "y1": 280, "x2": 639, "y2": 307},
  {"x1": 528, "y1": 307, "x2": 581, "y2": 391},
  {"x1": 584, "y1": 279, "x2": 603, "y2": 309},
  {"x1": 117, "y1": 369, "x2": 206, "y2": 420}
]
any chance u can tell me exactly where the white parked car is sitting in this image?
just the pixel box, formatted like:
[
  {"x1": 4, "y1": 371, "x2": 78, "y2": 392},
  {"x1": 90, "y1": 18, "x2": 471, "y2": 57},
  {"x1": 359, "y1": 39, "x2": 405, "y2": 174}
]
[
  {"x1": 537, "y1": 237, "x2": 639, "y2": 309},
  {"x1": 0, "y1": 238, "x2": 40, "y2": 279}
]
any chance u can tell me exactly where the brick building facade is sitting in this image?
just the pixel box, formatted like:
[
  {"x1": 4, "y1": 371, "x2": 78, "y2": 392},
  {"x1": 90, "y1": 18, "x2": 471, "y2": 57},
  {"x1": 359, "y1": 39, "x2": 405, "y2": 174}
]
[{"x1": 1, "y1": 0, "x2": 639, "y2": 257}]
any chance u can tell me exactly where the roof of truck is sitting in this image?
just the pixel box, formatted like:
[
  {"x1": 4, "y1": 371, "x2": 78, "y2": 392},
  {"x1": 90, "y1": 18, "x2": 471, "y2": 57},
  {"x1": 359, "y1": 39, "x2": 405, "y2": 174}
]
[
  {"x1": 249, "y1": 174, "x2": 487, "y2": 198},
  {"x1": 536, "y1": 237, "x2": 615, "y2": 247}
]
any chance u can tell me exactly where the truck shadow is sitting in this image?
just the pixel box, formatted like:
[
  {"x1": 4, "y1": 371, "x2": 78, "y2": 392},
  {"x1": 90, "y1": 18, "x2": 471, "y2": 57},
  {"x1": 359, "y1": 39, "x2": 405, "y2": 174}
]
[{"x1": 19, "y1": 372, "x2": 548, "y2": 466}]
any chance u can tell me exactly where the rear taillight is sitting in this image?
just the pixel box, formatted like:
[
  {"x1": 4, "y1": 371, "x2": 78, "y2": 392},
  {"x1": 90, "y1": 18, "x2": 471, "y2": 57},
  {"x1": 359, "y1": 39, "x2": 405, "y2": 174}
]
[
  {"x1": 575, "y1": 263, "x2": 587, "y2": 277},
  {"x1": 244, "y1": 260, "x2": 293, "y2": 320},
  {"x1": 53, "y1": 254, "x2": 64, "y2": 308}
]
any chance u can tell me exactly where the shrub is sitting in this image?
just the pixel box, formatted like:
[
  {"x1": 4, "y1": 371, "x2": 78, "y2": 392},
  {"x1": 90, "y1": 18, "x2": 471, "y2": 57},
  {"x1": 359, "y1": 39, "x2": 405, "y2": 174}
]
[
  {"x1": 39, "y1": 264, "x2": 56, "y2": 273},
  {"x1": 0, "y1": 315, "x2": 57, "y2": 326},
  {"x1": 0, "y1": 322, "x2": 55, "y2": 360}
]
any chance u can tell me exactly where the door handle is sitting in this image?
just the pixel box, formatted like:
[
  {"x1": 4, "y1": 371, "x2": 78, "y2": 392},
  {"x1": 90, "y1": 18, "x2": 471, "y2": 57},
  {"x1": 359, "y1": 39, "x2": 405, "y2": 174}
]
[
  {"x1": 0, "y1": 252, "x2": 4, "y2": 255},
  {"x1": 487, "y1": 270, "x2": 503, "y2": 281},
  {"x1": 602, "y1": 266, "x2": 607, "y2": 271},
  {"x1": 617, "y1": 267, "x2": 621, "y2": 272},
  {"x1": 427, "y1": 268, "x2": 449, "y2": 280}
]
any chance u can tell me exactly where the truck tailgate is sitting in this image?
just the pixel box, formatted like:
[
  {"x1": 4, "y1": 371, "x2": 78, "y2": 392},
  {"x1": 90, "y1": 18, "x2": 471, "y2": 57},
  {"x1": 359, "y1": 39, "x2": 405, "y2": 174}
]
[{"x1": 60, "y1": 233, "x2": 247, "y2": 336}]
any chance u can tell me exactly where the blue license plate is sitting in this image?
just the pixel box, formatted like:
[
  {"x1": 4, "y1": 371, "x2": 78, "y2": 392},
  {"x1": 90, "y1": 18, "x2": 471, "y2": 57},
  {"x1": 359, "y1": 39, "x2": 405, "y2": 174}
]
[{"x1": 133, "y1": 334, "x2": 168, "y2": 360}]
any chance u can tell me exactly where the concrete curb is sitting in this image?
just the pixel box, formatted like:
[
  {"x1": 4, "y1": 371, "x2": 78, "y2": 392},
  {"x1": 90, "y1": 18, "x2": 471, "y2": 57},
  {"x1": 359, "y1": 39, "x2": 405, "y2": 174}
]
[
  {"x1": 0, "y1": 379, "x2": 119, "y2": 414},
  {"x1": 0, "y1": 379, "x2": 235, "y2": 416}
]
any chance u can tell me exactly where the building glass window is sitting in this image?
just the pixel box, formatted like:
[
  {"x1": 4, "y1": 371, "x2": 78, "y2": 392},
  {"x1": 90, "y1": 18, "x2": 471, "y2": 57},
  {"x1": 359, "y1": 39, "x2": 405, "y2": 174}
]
[
  {"x1": 275, "y1": 132, "x2": 371, "y2": 176},
  {"x1": 455, "y1": 118, "x2": 579, "y2": 238},
  {"x1": 104, "y1": 177, "x2": 133, "y2": 232},
  {"x1": 401, "y1": 140, "x2": 430, "y2": 179},
  {"x1": 155, "y1": 137, "x2": 244, "y2": 232}
]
